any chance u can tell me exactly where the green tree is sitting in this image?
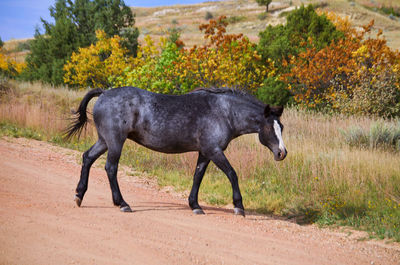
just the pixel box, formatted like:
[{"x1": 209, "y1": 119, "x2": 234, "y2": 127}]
[
  {"x1": 257, "y1": 5, "x2": 343, "y2": 70},
  {"x1": 256, "y1": 77, "x2": 292, "y2": 106},
  {"x1": 256, "y1": 0, "x2": 272, "y2": 13},
  {"x1": 0, "y1": 37, "x2": 4, "y2": 48},
  {"x1": 23, "y1": 0, "x2": 139, "y2": 86}
]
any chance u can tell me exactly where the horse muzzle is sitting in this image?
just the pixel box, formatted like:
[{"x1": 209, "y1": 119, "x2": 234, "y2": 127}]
[{"x1": 274, "y1": 148, "x2": 287, "y2": 161}]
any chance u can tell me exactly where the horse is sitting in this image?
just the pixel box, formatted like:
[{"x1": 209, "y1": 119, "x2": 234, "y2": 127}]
[{"x1": 66, "y1": 86, "x2": 287, "y2": 216}]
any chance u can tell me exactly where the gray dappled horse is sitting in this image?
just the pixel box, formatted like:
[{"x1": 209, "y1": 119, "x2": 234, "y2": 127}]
[{"x1": 66, "y1": 87, "x2": 287, "y2": 216}]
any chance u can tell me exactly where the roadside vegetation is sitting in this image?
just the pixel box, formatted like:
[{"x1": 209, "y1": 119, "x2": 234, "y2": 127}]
[
  {"x1": 0, "y1": 0, "x2": 399, "y2": 241},
  {"x1": 0, "y1": 80, "x2": 399, "y2": 242}
]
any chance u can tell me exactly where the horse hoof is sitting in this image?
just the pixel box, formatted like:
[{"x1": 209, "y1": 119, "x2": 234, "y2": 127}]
[
  {"x1": 120, "y1": 206, "x2": 133, "y2": 212},
  {"x1": 234, "y1": 207, "x2": 245, "y2": 217},
  {"x1": 74, "y1": 195, "x2": 82, "y2": 207},
  {"x1": 192, "y1": 208, "x2": 205, "y2": 215}
]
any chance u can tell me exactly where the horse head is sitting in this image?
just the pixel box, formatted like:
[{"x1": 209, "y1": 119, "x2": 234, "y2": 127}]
[{"x1": 258, "y1": 105, "x2": 287, "y2": 161}]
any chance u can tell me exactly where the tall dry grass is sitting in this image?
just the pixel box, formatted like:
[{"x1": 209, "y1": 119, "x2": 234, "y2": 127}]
[
  {"x1": 1, "y1": 80, "x2": 399, "y2": 240},
  {"x1": 0, "y1": 80, "x2": 97, "y2": 138}
]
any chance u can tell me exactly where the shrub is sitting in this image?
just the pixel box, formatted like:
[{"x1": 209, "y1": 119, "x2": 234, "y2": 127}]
[
  {"x1": 257, "y1": 12, "x2": 268, "y2": 20},
  {"x1": 171, "y1": 16, "x2": 269, "y2": 93},
  {"x1": 334, "y1": 63, "x2": 400, "y2": 118},
  {"x1": 205, "y1": 11, "x2": 213, "y2": 20},
  {"x1": 63, "y1": 30, "x2": 134, "y2": 89},
  {"x1": 256, "y1": 76, "x2": 292, "y2": 106},
  {"x1": 0, "y1": 47, "x2": 26, "y2": 78},
  {"x1": 341, "y1": 121, "x2": 400, "y2": 151},
  {"x1": 120, "y1": 37, "x2": 181, "y2": 94},
  {"x1": 257, "y1": 5, "x2": 343, "y2": 69},
  {"x1": 284, "y1": 14, "x2": 400, "y2": 116},
  {"x1": 226, "y1": 16, "x2": 246, "y2": 24}
]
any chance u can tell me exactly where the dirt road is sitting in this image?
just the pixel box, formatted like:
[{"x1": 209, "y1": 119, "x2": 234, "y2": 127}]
[{"x1": 0, "y1": 137, "x2": 399, "y2": 265}]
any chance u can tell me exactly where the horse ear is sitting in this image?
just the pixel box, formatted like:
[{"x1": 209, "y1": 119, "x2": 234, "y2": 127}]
[
  {"x1": 272, "y1": 106, "x2": 284, "y2": 117},
  {"x1": 264, "y1": 105, "x2": 270, "y2": 117}
]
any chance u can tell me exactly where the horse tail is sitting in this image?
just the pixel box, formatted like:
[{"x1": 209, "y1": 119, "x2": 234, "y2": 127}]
[{"x1": 64, "y1": 88, "x2": 104, "y2": 140}]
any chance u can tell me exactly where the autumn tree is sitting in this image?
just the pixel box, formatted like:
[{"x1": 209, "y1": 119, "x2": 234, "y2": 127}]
[
  {"x1": 63, "y1": 30, "x2": 134, "y2": 88},
  {"x1": 171, "y1": 16, "x2": 269, "y2": 94},
  {"x1": 0, "y1": 46, "x2": 26, "y2": 78},
  {"x1": 284, "y1": 14, "x2": 400, "y2": 117}
]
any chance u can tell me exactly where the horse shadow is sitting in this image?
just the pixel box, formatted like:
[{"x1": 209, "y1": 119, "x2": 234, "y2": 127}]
[{"x1": 80, "y1": 201, "x2": 315, "y2": 225}]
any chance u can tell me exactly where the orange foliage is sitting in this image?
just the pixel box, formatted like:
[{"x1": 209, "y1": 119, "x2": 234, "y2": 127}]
[
  {"x1": 171, "y1": 16, "x2": 269, "y2": 93},
  {"x1": 283, "y1": 16, "x2": 400, "y2": 113}
]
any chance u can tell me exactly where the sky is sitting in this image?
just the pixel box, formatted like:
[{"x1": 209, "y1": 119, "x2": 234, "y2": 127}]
[{"x1": 0, "y1": 0, "x2": 207, "y2": 41}]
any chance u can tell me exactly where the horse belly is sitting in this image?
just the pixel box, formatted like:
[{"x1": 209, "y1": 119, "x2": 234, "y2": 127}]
[{"x1": 127, "y1": 131, "x2": 198, "y2": 154}]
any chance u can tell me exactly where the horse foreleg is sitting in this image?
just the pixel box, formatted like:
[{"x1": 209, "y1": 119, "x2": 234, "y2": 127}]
[
  {"x1": 188, "y1": 153, "x2": 210, "y2": 214},
  {"x1": 75, "y1": 139, "x2": 107, "y2": 207},
  {"x1": 209, "y1": 150, "x2": 245, "y2": 217}
]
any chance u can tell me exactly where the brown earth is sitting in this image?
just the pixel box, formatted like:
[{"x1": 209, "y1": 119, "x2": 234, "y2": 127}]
[{"x1": 0, "y1": 137, "x2": 399, "y2": 265}]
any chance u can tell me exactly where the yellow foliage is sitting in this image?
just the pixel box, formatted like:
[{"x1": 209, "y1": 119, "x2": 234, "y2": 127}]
[
  {"x1": 63, "y1": 30, "x2": 133, "y2": 89},
  {"x1": 170, "y1": 16, "x2": 269, "y2": 93},
  {"x1": 0, "y1": 47, "x2": 26, "y2": 77}
]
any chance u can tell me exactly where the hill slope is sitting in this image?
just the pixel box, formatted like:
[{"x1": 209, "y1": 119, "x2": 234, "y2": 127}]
[{"x1": 131, "y1": 0, "x2": 400, "y2": 49}]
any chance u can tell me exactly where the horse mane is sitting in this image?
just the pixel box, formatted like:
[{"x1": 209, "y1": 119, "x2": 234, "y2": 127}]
[{"x1": 191, "y1": 87, "x2": 265, "y2": 108}]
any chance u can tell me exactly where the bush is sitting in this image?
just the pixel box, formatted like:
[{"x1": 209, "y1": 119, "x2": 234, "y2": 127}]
[
  {"x1": 120, "y1": 37, "x2": 181, "y2": 94},
  {"x1": 205, "y1": 11, "x2": 213, "y2": 20},
  {"x1": 256, "y1": 77, "x2": 292, "y2": 106},
  {"x1": 226, "y1": 16, "x2": 246, "y2": 24},
  {"x1": 341, "y1": 121, "x2": 400, "y2": 151},
  {"x1": 0, "y1": 47, "x2": 26, "y2": 78},
  {"x1": 284, "y1": 14, "x2": 400, "y2": 116},
  {"x1": 334, "y1": 64, "x2": 400, "y2": 118},
  {"x1": 170, "y1": 16, "x2": 269, "y2": 93},
  {"x1": 63, "y1": 30, "x2": 134, "y2": 89},
  {"x1": 257, "y1": 5, "x2": 343, "y2": 69},
  {"x1": 257, "y1": 12, "x2": 268, "y2": 20}
]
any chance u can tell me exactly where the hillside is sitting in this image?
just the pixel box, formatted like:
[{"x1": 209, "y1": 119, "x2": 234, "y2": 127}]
[{"x1": 131, "y1": 0, "x2": 400, "y2": 49}]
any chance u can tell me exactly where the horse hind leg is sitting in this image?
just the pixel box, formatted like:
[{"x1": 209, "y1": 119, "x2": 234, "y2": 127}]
[
  {"x1": 75, "y1": 139, "x2": 107, "y2": 207},
  {"x1": 188, "y1": 153, "x2": 210, "y2": 214},
  {"x1": 104, "y1": 136, "x2": 132, "y2": 212}
]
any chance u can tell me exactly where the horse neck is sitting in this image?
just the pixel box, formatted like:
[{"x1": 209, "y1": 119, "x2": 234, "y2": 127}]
[{"x1": 229, "y1": 99, "x2": 264, "y2": 136}]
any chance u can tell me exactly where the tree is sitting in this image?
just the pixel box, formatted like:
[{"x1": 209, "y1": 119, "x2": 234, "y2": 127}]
[
  {"x1": 257, "y1": 5, "x2": 343, "y2": 70},
  {"x1": 170, "y1": 16, "x2": 269, "y2": 94},
  {"x1": 283, "y1": 15, "x2": 400, "y2": 117},
  {"x1": 64, "y1": 30, "x2": 134, "y2": 88},
  {"x1": 256, "y1": 0, "x2": 272, "y2": 13},
  {"x1": 0, "y1": 37, "x2": 4, "y2": 48},
  {"x1": 23, "y1": 0, "x2": 139, "y2": 86}
]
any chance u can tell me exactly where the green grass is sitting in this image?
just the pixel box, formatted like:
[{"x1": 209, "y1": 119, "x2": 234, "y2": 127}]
[{"x1": 0, "y1": 121, "x2": 44, "y2": 140}]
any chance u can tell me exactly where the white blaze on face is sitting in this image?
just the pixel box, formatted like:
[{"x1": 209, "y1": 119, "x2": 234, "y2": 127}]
[{"x1": 273, "y1": 120, "x2": 286, "y2": 153}]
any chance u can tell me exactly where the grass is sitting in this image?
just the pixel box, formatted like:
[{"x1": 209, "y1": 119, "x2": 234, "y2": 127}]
[{"x1": 1, "y1": 80, "x2": 400, "y2": 242}]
